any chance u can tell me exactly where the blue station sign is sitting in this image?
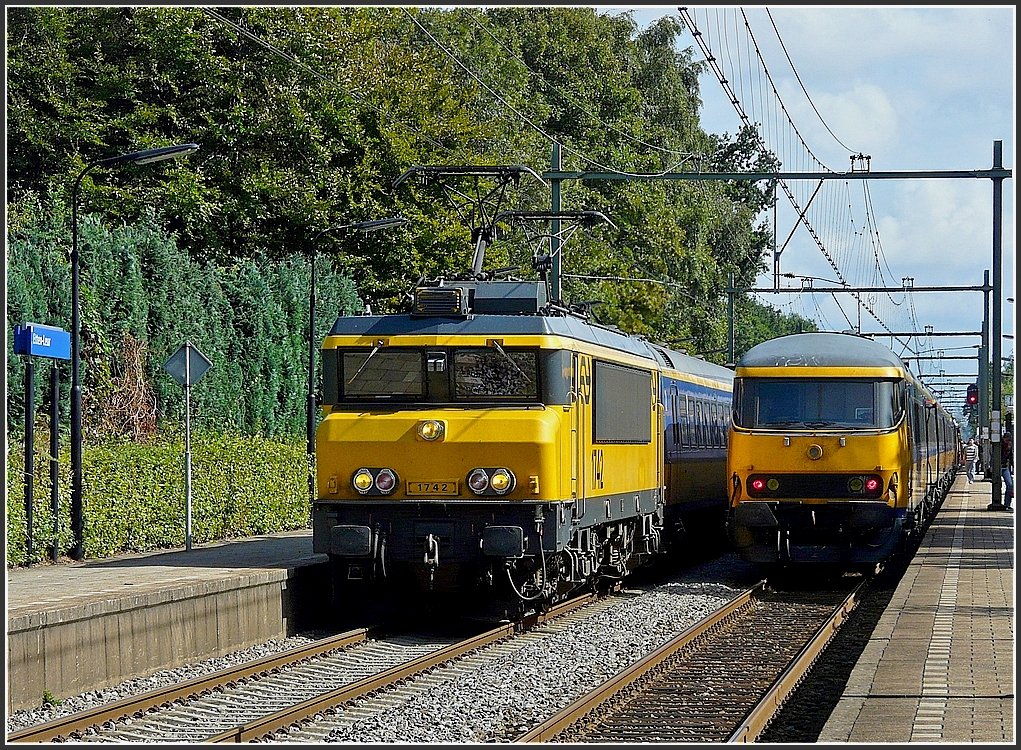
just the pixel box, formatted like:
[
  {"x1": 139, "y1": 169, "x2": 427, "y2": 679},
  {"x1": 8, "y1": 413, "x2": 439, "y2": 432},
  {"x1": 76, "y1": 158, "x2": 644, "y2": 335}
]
[{"x1": 13, "y1": 322, "x2": 71, "y2": 360}]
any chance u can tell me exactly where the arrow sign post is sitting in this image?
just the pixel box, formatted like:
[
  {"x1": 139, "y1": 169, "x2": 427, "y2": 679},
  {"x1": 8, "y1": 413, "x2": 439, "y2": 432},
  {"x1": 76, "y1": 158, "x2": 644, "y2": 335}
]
[{"x1": 164, "y1": 341, "x2": 212, "y2": 551}]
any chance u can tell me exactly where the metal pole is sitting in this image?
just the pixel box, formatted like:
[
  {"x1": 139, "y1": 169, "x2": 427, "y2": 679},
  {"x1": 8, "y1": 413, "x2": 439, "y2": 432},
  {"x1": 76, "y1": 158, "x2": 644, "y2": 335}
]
[
  {"x1": 772, "y1": 182, "x2": 779, "y2": 288},
  {"x1": 978, "y1": 341, "x2": 988, "y2": 461},
  {"x1": 727, "y1": 272, "x2": 735, "y2": 365},
  {"x1": 307, "y1": 245, "x2": 317, "y2": 510},
  {"x1": 24, "y1": 356, "x2": 35, "y2": 566},
  {"x1": 69, "y1": 167, "x2": 91, "y2": 561},
  {"x1": 50, "y1": 365, "x2": 60, "y2": 562},
  {"x1": 979, "y1": 271, "x2": 990, "y2": 474},
  {"x1": 185, "y1": 344, "x2": 193, "y2": 550},
  {"x1": 550, "y1": 143, "x2": 562, "y2": 303},
  {"x1": 989, "y1": 141, "x2": 1004, "y2": 509},
  {"x1": 67, "y1": 146, "x2": 198, "y2": 561}
]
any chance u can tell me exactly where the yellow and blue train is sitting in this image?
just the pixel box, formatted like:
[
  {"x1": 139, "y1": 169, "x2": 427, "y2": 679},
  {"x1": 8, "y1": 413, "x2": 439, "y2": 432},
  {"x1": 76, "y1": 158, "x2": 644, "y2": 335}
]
[
  {"x1": 311, "y1": 279, "x2": 733, "y2": 615},
  {"x1": 726, "y1": 331, "x2": 959, "y2": 566}
]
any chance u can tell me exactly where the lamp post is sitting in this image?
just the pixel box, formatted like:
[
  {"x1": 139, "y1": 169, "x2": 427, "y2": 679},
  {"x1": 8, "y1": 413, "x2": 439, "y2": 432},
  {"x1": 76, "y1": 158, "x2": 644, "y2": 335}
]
[
  {"x1": 306, "y1": 217, "x2": 408, "y2": 506},
  {"x1": 69, "y1": 143, "x2": 199, "y2": 560}
]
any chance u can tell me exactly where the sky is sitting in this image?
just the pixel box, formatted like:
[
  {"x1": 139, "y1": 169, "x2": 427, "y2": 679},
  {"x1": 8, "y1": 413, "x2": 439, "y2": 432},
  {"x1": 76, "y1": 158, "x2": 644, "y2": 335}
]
[{"x1": 602, "y1": 4, "x2": 1015, "y2": 416}]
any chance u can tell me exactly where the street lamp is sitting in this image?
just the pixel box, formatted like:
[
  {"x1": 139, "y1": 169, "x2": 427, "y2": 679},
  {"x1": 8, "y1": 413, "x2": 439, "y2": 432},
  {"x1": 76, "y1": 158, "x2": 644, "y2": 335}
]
[
  {"x1": 306, "y1": 217, "x2": 408, "y2": 505},
  {"x1": 69, "y1": 143, "x2": 199, "y2": 560}
]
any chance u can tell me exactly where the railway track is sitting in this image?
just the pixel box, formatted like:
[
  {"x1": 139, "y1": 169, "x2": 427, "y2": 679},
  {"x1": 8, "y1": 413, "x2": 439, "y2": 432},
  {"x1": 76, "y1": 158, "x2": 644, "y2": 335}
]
[
  {"x1": 10, "y1": 566, "x2": 859, "y2": 744},
  {"x1": 516, "y1": 579, "x2": 864, "y2": 743},
  {"x1": 7, "y1": 592, "x2": 603, "y2": 743}
]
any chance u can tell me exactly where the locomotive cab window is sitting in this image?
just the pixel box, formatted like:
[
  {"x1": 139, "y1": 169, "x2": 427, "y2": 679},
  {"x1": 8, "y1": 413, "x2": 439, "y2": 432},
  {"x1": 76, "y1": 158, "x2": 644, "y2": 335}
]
[
  {"x1": 734, "y1": 377, "x2": 902, "y2": 430},
  {"x1": 324, "y1": 346, "x2": 558, "y2": 405},
  {"x1": 453, "y1": 348, "x2": 539, "y2": 400},
  {"x1": 339, "y1": 349, "x2": 424, "y2": 400}
]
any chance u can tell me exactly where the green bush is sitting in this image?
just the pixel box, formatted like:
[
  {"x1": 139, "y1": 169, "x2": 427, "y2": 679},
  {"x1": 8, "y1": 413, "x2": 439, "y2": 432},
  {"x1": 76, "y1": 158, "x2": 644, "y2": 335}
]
[{"x1": 5, "y1": 430, "x2": 309, "y2": 566}]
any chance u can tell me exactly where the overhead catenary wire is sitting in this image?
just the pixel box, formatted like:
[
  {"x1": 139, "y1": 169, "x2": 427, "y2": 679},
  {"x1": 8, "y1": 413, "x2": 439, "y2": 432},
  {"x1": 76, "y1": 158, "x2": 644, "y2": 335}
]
[
  {"x1": 764, "y1": 7, "x2": 858, "y2": 154},
  {"x1": 207, "y1": 6, "x2": 900, "y2": 351},
  {"x1": 402, "y1": 7, "x2": 706, "y2": 181},
  {"x1": 462, "y1": 8, "x2": 702, "y2": 170},
  {"x1": 680, "y1": 6, "x2": 923, "y2": 356}
]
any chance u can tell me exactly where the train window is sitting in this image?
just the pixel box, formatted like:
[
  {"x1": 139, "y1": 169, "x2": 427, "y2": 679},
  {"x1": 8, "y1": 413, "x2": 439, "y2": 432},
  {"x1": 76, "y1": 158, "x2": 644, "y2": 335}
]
[
  {"x1": 670, "y1": 386, "x2": 681, "y2": 445},
  {"x1": 341, "y1": 349, "x2": 424, "y2": 399},
  {"x1": 452, "y1": 348, "x2": 538, "y2": 400},
  {"x1": 734, "y1": 378, "x2": 902, "y2": 429},
  {"x1": 685, "y1": 396, "x2": 695, "y2": 447},
  {"x1": 321, "y1": 348, "x2": 340, "y2": 405},
  {"x1": 695, "y1": 400, "x2": 705, "y2": 447},
  {"x1": 540, "y1": 349, "x2": 572, "y2": 405},
  {"x1": 593, "y1": 361, "x2": 652, "y2": 443}
]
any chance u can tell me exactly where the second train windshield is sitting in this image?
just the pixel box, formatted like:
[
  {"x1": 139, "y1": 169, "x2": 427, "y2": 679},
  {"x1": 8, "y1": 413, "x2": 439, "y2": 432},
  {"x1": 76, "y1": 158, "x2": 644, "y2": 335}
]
[{"x1": 734, "y1": 378, "x2": 901, "y2": 429}]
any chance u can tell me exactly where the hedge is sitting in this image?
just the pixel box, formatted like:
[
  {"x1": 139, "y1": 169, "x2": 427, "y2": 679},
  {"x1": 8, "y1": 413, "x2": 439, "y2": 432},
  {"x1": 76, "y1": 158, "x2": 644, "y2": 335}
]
[{"x1": 5, "y1": 430, "x2": 311, "y2": 567}]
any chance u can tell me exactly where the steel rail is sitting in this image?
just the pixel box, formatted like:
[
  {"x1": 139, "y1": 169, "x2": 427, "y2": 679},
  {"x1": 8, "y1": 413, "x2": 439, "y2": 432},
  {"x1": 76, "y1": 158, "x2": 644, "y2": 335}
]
[
  {"x1": 515, "y1": 580, "x2": 766, "y2": 743},
  {"x1": 206, "y1": 590, "x2": 607, "y2": 742},
  {"x1": 727, "y1": 581, "x2": 865, "y2": 742},
  {"x1": 7, "y1": 627, "x2": 373, "y2": 743}
]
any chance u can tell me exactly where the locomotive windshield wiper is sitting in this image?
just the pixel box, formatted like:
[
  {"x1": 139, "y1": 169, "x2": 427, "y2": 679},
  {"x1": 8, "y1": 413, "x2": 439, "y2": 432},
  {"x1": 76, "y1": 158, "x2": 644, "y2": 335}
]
[
  {"x1": 346, "y1": 345, "x2": 381, "y2": 385},
  {"x1": 804, "y1": 420, "x2": 835, "y2": 427},
  {"x1": 491, "y1": 340, "x2": 533, "y2": 383}
]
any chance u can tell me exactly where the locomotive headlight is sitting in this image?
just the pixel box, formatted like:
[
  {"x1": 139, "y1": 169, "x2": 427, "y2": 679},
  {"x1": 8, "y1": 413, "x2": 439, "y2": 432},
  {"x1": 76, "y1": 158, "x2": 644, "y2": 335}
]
[
  {"x1": 490, "y1": 469, "x2": 515, "y2": 494},
  {"x1": 374, "y1": 468, "x2": 397, "y2": 494},
  {"x1": 417, "y1": 419, "x2": 445, "y2": 441},
  {"x1": 353, "y1": 469, "x2": 374, "y2": 494},
  {"x1": 848, "y1": 477, "x2": 865, "y2": 493},
  {"x1": 467, "y1": 469, "x2": 490, "y2": 494},
  {"x1": 766, "y1": 478, "x2": 779, "y2": 491}
]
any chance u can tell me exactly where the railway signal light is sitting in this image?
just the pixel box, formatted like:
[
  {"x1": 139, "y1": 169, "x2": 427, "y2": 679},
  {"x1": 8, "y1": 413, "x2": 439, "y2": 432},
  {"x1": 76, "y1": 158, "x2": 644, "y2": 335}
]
[{"x1": 966, "y1": 383, "x2": 979, "y2": 406}]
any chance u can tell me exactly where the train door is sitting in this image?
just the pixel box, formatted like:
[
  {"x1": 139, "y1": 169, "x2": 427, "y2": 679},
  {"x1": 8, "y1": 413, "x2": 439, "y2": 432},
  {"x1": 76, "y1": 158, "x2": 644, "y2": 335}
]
[
  {"x1": 655, "y1": 373, "x2": 664, "y2": 495},
  {"x1": 571, "y1": 353, "x2": 591, "y2": 519}
]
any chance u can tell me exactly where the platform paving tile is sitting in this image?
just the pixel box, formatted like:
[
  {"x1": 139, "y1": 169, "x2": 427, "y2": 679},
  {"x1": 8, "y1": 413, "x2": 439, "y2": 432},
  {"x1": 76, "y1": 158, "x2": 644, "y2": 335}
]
[{"x1": 818, "y1": 476, "x2": 1014, "y2": 744}]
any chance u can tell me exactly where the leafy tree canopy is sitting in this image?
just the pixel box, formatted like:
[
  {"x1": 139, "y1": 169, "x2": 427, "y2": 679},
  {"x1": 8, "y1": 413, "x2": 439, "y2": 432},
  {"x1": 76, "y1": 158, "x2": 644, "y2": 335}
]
[{"x1": 7, "y1": 5, "x2": 802, "y2": 359}]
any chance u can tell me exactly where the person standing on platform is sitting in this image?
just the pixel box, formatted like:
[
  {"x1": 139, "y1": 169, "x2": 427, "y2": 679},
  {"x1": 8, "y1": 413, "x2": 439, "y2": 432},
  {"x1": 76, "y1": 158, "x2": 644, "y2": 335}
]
[
  {"x1": 1001, "y1": 431, "x2": 1013, "y2": 510},
  {"x1": 964, "y1": 437, "x2": 979, "y2": 483}
]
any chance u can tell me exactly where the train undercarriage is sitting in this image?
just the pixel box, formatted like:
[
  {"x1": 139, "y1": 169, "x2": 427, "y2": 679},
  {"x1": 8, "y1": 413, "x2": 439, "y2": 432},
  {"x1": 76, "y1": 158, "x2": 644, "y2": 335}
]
[
  {"x1": 728, "y1": 470, "x2": 955, "y2": 567},
  {"x1": 317, "y1": 500, "x2": 668, "y2": 621}
]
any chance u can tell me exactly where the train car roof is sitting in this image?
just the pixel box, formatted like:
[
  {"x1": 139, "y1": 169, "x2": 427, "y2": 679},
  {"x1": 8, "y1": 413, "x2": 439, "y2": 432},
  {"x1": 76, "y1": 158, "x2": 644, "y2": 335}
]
[
  {"x1": 328, "y1": 313, "x2": 733, "y2": 383},
  {"x1": 736, "y1": 331, "x2": 907, "y2": 371}
]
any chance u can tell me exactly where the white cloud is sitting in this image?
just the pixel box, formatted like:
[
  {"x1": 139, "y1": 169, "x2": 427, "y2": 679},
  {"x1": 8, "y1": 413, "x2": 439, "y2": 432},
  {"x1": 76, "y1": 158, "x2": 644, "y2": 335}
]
[
  {"x1": 778, "y1": 81, "x2": 902, "y2": 165},
  {"x1": 878, "y1": 180, "x2": 995, "y2": 276}
]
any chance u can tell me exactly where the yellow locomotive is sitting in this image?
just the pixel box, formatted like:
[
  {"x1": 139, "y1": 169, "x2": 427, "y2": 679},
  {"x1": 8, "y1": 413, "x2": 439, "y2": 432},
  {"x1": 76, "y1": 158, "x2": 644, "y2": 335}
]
[
  {"x1": 312, "y1": 279, "x2": 733, "y2": 615},
  {"x1": 727, "y1": 331, "x2": 959, "y2": 566}
]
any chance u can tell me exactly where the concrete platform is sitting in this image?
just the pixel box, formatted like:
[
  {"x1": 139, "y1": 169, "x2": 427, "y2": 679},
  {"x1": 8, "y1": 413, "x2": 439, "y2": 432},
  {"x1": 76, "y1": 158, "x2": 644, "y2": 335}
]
[
  {"x1": 5, "y1": 530, "x2": 328, "y2": 714},
  {"x1": 819, "y1": 475, "x2": 1015, "y2": 743}
]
